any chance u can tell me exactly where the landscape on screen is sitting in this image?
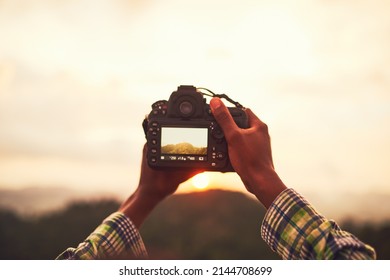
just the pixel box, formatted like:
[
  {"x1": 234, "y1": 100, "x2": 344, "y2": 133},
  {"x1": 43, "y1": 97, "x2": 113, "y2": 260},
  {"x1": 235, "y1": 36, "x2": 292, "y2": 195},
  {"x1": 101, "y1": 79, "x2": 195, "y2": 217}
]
[{"x1": 161, "y1": 142, "x2": 207, "y2": 155}]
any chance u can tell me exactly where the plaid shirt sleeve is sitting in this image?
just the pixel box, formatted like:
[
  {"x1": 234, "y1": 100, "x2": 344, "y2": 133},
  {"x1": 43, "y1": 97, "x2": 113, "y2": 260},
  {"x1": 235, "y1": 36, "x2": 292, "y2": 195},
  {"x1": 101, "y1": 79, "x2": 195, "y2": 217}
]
[
  {"x1": 261, "y1": 188, "x2": 376, "y2": 260},
  {"x1": 56, "y1": 212, "x2": 148, "y2": 260}
]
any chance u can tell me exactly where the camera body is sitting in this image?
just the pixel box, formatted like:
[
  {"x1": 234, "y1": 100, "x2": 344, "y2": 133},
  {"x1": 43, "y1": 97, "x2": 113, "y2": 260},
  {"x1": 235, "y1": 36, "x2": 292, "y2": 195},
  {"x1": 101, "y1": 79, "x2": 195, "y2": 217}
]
[{"x1": 143, "y1": 85, "x2": 248, "y2": 171}]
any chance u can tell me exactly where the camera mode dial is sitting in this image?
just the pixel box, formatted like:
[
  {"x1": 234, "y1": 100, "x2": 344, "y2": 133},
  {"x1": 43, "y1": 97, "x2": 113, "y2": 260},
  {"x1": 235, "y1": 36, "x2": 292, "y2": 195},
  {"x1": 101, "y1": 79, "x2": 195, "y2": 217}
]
[{"x1": 151, "y1": 100, "x2": 168, "y2": 116}]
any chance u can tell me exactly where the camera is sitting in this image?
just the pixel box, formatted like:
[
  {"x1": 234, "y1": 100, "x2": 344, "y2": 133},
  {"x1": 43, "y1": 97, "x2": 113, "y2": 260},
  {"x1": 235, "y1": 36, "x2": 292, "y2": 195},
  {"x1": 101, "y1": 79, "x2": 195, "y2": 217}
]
[{"x1": 142, "y1": 85, "x2": 248, "y2": 171}]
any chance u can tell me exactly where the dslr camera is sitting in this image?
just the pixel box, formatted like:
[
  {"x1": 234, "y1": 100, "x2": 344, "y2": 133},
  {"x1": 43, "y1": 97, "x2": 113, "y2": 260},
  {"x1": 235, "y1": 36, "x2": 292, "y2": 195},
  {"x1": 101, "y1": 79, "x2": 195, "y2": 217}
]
[{"x1": 143, "y1": 85, "x2": 248, "y2": 171}]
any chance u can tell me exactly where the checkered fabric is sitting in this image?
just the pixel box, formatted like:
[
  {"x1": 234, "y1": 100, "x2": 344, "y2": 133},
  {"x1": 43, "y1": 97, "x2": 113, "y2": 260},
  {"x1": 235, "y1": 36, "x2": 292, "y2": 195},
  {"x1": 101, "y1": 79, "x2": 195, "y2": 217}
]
[
  {"x1": 56, "y1": 212, "x2": 147, "y2": 259},
  {"x1": 261, "y1": 188, "x2": 376, "y2": 259}
]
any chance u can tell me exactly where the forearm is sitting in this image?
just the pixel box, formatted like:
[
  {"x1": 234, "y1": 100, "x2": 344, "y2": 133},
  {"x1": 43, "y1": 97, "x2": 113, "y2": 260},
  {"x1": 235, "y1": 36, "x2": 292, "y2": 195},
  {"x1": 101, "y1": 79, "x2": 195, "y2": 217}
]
[{"x1": 118, "y1": 188, "x2": 164, "y2": 229}]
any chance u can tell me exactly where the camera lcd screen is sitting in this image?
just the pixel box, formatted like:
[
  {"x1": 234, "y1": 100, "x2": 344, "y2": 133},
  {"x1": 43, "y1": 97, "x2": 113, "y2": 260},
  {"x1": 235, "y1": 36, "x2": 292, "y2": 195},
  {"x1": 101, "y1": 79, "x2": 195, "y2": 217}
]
[{"x1": 161, "y1": 127, "x2": 208, "y2": 156}]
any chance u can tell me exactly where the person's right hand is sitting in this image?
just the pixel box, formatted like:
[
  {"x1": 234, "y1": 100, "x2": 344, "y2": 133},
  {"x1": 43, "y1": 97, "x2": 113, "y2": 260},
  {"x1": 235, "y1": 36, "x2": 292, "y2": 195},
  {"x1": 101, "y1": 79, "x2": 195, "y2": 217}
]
[{"x1": 210, "y1": 97, "x2": 287, "y2": 208}]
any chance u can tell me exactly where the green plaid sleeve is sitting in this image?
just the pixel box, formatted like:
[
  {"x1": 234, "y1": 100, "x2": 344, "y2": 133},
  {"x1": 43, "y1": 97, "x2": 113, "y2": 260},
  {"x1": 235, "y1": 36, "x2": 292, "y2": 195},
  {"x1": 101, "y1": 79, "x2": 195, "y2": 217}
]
[
  {"x1": 56, "y1": 212, "x2": 148, "y2": 260},
  {"x1": 261, "y1": 188, "x2": 376, "y2": 260}
]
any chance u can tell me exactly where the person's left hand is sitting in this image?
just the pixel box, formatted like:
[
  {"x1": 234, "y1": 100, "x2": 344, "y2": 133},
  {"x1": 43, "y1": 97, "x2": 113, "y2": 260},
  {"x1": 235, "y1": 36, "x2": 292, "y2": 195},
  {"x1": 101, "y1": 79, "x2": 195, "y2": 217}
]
[
  {"x1": 119, "y1": 144, "x2": 200, "y2": 228},
  {"x1": 137, "y1": 144, "x2": 200, "y2": 201}
]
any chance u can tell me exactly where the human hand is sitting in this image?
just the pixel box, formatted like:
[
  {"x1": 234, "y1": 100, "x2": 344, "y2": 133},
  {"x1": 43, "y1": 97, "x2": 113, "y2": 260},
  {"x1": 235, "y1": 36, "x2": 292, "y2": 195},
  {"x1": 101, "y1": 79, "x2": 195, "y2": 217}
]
[
  {"x1": 136, "y1": 144, "x2": 199, "y2": 200},
  {"x1": 119, "y1": 144, "x2": 199, "y2": 227},
  {"x1": 210, "y1": 97, "x2": 286, "y2": 208}
]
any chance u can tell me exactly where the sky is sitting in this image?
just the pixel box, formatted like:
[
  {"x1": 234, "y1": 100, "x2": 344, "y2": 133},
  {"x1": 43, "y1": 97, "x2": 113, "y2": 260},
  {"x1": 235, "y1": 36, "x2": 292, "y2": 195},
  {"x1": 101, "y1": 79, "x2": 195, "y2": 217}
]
[{"x1": 0, "y1": 0, "x2": 389, "y2": 213}]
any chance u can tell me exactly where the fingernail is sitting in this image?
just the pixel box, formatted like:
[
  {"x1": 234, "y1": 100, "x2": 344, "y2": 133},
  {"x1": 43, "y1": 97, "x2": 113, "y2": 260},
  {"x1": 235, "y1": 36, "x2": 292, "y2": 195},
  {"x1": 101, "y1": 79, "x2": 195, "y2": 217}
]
[{"x1": 210, "y1": 98, "x2": 222, "y2": 110}]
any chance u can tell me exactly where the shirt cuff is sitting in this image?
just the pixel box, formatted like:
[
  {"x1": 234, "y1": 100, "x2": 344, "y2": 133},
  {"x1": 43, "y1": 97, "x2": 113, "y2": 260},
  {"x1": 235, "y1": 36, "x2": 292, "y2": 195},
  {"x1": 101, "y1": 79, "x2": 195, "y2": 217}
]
[
  {"x1": 57, "y1": 212, "x2": 148, "y2": 259},
  {"x1": 261, "y1": 188, "x2": 326, "y2": 259},
  {"x1": 94, "y1": 212, "x2": 148, "y2": 259}
]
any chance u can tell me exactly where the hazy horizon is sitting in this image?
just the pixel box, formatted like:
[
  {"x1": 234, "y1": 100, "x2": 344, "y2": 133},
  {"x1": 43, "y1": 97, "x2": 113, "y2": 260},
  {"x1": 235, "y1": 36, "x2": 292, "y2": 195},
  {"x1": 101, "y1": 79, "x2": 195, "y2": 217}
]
[{"x1": 1, "y1": 185, "x2": 389, "y2": 224}]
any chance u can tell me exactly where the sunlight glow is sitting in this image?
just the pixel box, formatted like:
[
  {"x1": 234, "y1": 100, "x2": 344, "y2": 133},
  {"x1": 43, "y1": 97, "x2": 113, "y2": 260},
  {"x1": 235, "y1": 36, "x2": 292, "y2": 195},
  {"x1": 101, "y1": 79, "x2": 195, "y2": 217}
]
[{"x1": 191, "y1": 173, "x2": 210, "y2": 190}]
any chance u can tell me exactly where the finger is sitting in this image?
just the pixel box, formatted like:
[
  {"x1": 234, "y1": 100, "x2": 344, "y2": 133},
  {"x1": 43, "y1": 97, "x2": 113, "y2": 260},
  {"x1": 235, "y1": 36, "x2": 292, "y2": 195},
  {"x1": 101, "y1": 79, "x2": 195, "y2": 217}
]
[{"x1": 210, "y1": 97, "x2": 239, "y2": 138}]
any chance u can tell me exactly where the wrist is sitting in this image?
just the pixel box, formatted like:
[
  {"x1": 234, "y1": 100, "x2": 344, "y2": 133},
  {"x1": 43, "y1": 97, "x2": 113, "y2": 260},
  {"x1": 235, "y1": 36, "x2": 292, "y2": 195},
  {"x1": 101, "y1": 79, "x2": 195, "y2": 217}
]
[{"x1": 244, "y1": 170, "x2": 287, "y2": 209}]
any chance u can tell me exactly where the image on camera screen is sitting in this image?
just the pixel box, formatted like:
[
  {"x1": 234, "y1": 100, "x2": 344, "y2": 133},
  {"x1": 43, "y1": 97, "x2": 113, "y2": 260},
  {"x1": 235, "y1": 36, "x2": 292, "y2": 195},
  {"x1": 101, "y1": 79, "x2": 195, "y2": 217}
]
[{"x1": 161, "y1": 127, "x2": 208, "y2": 155}]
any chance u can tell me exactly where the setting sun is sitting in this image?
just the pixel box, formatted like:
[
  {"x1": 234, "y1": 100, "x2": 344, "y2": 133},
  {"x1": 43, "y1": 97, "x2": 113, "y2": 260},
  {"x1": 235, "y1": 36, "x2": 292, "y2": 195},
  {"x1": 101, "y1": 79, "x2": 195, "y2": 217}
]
[{"x1": 191, "y1": 173, "x2": 210, "y2": 190}]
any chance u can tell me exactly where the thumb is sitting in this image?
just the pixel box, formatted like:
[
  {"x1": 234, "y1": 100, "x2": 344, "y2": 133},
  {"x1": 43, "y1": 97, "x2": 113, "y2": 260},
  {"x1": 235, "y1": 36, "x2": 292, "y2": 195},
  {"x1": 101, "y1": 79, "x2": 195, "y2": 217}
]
[{"x1": 210, "y1": 97, "x2": 239, "y2": 138}]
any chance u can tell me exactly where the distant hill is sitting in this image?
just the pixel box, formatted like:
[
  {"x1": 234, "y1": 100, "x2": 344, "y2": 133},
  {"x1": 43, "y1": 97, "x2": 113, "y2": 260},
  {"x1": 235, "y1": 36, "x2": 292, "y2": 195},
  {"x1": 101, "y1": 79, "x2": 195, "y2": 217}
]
[
  {"x1": 1, "y1": 186, "x2": 389, "y2": 222},
  {"x1": 161, "y1": 142, "x2": 207, "y2": 155},
  {"x1": 0, "y1": 199, "x2": 119, "y2": 259},
  {"x1": 141, "y1": 190, "x2": 279, "y2": 259},
  {"x1": 0, "y1": 189, "x2": 280, "y2": 260},
  {"x1": 0, "y1": 189, "x2": 389, "y2": 259}
]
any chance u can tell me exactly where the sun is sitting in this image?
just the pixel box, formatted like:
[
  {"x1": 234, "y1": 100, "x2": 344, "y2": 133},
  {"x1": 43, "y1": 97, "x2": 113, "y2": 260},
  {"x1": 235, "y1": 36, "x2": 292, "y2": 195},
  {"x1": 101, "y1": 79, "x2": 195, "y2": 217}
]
[{"x1": 191, "y1": 172, "x2": 210, "y2": 190}]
